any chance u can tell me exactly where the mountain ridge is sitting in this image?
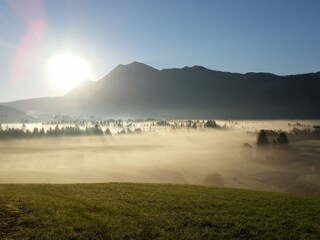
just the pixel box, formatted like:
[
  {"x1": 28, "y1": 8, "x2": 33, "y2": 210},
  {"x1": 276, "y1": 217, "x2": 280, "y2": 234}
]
[
  {"x1": 0, "y1": 104, "x2": 31, "y2": 123},
  {"x1": 2, "y1": 62, "x2": 320, "y2": 119}
]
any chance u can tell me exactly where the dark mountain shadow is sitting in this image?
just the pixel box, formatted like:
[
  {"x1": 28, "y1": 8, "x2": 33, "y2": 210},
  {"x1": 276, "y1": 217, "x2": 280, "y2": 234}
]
[
  {"x1": 2, "y1": 62, "x2": 320, "y2": 119},
  {"x1": 0, "y1": 105, "x2": 31, "y2": 123}
]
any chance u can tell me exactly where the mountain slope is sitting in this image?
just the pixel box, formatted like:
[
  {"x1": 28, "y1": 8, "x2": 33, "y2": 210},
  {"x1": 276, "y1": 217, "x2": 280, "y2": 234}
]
[
  {"x1": 3, "y1": 62, "x2": 320, "y2": 118},
  {"x1": 0, "y1": 104, "x2": 30, "y2": 123}
]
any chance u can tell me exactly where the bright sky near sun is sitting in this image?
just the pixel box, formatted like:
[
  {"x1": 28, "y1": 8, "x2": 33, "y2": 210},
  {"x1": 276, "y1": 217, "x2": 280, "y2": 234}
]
[{"x1": 0, "y1": 0, "x2": 320, "y2": 102}]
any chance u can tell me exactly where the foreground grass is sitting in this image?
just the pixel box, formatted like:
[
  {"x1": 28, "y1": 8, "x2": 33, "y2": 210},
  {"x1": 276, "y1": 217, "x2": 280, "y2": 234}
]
[{"x1": 0, "y1": 183, "x2": 319, "y2": 239}]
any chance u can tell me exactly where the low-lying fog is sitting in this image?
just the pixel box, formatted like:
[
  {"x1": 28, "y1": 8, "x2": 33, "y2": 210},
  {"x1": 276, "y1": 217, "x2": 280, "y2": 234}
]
[{"x1": 0, "y1": 120, "x2": 320, "y2": 194}]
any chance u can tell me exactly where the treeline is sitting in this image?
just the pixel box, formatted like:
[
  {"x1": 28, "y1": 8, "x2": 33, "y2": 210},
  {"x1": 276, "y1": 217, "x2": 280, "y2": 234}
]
[
  {"x1": 165, "y1": 120, "x2": 222, "y2": 129},
  {"x1": 42, "y1": 119, "x2": 125, "y2": 128},
  {"x1": 0, "y1": 119, "x2": 224, "y2": 139},
  {"x1": 256, "y1": 126, "x2": 320, "y2": 148},
  {"x1": 0, "y1": 124, "x2": 111, "y2": 139},
  {"x1": 257, "y1": 130, "x2": 289, "y2": 147},
  {"x1": 290, "y1": 127, "x2": 320, "y2": 140}
]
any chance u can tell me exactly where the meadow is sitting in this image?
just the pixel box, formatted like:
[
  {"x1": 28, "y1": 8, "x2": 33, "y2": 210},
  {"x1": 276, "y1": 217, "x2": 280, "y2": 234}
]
[
  {"x1": 1, "y1": 183, "x2": 320, "y2": 240},
  {"x1": 1, "y1": 120, "x2": 320, "y2": 239}
]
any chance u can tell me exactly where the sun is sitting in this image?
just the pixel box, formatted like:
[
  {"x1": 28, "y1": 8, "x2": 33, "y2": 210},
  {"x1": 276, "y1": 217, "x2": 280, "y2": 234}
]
[{"x1": 47, "y1": 52, "x2": 92, "y2": 92}]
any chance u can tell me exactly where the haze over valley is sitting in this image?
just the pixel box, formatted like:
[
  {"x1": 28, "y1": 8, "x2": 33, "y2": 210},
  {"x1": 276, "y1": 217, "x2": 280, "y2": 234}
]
[
  {"x1": 0, "y1": 62, "x2": 319, "y2": 194},
  {"x1": 1, "y1": 1, "x2": 320, "y2": 238}
]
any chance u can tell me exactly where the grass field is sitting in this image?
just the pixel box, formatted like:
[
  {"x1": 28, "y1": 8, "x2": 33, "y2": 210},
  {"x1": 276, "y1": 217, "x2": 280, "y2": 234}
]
[{"x1": 1, "y1": 183, "x2": 319, "y2": 239}]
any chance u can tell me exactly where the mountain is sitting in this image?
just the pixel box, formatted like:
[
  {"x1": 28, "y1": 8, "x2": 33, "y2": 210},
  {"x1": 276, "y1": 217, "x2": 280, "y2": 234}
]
[
  {"x1": 0, "y1": 104, "x2": 30, "y2": 123},
  {"x1": 2, "y1": 62, "x2": 320, "y2": 119}
]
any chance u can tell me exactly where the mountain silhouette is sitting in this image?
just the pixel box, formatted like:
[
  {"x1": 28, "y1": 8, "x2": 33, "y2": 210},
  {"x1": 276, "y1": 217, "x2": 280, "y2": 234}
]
[
  {"x1": 0, "y1": 104, "x2": 30, "y2": 123},
  {"x1": 2, "y1": 62, "x2": 320, "y2": 119}
]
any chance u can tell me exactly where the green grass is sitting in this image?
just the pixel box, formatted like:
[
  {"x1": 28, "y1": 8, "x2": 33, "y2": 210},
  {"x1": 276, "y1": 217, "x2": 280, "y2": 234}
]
[{"x1": 0, "y1": 183, "x2": 319, "y2": 239}]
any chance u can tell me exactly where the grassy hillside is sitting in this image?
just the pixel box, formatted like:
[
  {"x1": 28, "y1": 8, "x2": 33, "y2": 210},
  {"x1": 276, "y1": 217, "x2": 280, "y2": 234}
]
[{"x1": 0, "y1": 183, "x2": 319, "y2": 239}]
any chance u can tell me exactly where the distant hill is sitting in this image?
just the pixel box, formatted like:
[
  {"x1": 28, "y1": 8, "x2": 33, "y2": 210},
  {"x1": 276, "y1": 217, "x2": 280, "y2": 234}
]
[
  {"x1": 0, "y1": 104, "x2": 30, "y2": 123},
  {"x1": 2, "y1": 62, "x2": 320, "y2": 119}
]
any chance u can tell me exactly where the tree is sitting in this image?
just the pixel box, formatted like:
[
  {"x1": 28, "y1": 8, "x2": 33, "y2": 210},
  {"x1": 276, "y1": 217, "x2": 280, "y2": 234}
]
[
  {"x1": 134, "y1": 128, "x2": 142, "y2": 134},
  {"x1": 32, "y1": 127, "x2": 39, "y2": 136},
  {"x1": 242, "y1": 143, "x2": 252, "y2": 148},
  {"x1": 257, "y1": 130, "x2": 269, "y2": 147},
  {"x1": 119, "y1": 128, "x2": 126, "y2": 134},
  {"x1": 105, "y1": 128, "x2": 112, "y2": 135},
  {"x1": 39, "y1": 128, "x2": 46, "y2": 136},
  {"x1": 126, "y1": 128, "x2": 133, "y2": 134},
  {"x1": 204, "y1": 120, "x2": 219, "y2": 128},
  {"x1": 94, "y1": 124, "x2": 103, "y2": 135},
  {"x1": 277, "y1": 132, "x2": 289, "y2": 145}
]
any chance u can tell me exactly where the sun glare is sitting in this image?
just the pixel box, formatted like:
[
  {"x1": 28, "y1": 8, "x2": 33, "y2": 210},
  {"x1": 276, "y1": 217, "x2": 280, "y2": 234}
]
[{"x1": 47, "y1": 52, "x2": 92, "y2": 92}]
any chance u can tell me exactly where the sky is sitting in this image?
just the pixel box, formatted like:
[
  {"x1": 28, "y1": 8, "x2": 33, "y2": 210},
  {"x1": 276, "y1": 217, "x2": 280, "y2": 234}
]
[{"x1": 0, "y1": 0, "x2": 320, "y2": 102}]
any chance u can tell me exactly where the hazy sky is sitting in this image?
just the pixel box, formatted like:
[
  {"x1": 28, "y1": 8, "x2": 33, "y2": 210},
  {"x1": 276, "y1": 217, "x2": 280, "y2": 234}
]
[{"x1": 1, "y1": 0, "x2": 320, "y2": 102}]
